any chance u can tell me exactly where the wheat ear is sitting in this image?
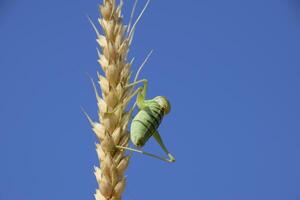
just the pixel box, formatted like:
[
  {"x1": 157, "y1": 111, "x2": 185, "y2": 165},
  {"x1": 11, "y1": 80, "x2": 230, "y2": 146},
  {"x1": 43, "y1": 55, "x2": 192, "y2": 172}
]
[{"x1": 87, "y1": 0, "x2": 136, "y2": 199}]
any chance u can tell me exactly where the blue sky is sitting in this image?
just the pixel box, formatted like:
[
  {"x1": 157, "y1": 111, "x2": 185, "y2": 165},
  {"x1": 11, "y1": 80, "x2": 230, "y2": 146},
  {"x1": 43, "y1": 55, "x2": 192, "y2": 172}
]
[{"x1": 1, "y1": 0, "x2": 300, "y2": 199}]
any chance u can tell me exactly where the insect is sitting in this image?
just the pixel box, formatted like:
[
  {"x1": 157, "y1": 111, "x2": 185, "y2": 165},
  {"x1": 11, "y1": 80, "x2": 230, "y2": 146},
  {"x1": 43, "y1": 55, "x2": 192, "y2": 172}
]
[{"x1": 117, "y1": 53, "x2": 176, "y2": 163}]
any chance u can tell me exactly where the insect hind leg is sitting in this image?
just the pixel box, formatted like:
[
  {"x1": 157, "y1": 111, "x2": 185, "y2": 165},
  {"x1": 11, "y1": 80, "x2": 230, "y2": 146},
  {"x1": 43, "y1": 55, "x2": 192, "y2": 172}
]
[
  {"x1": 153, "y1": 131, "x2": 176, "y2": 162},
  {"x1": 116, "y1": 145, "x2": 175, "y2": 163}
]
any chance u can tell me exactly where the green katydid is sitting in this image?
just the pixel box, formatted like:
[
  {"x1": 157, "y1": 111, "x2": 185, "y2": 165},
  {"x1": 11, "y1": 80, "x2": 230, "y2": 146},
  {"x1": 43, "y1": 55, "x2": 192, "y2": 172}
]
[
  {"x1": 116, "y1": 51, "x2": 176, "y2": 163},
  {"x1": 86, "y1": 0, "x2": 175, "y2": 162}
]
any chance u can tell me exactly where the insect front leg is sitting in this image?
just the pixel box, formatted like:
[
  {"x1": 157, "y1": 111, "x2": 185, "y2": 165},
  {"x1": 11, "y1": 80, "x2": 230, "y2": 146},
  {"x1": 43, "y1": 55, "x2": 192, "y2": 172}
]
[
  {"x1": 125, "y1": 79, "x2": 148, "y2": 97},
  {"x1": 125, "y1": 86, "x2": 143, "y2": 106},
  {"x1": 123, "y1": 79, "x2": 147, "y2": 115},
  {"x1": 107, "y1": 78, "x2": 148, "y2": 113},
  {"x1": 125, "y1": 79, "x2": 148, "y2": 109}
]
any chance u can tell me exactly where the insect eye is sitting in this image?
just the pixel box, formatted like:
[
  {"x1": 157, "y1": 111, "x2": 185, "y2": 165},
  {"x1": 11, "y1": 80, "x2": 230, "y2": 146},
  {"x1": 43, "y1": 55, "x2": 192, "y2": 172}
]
[{"x1": 161, "y1": 98, "x2": 171, "y2": 115}]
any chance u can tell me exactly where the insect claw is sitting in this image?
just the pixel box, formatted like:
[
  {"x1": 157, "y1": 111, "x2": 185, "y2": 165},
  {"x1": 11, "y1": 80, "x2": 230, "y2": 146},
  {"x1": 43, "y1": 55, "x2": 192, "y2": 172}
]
[{"x1": 168, "y1": 153, "x2": 176, "y2": 162}]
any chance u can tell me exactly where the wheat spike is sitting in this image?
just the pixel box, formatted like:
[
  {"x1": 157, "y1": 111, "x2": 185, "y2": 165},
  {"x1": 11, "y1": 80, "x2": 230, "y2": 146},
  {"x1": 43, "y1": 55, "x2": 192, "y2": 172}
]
[{"x1": 86, "y1": 0, "x2": 145, "y2": 199}]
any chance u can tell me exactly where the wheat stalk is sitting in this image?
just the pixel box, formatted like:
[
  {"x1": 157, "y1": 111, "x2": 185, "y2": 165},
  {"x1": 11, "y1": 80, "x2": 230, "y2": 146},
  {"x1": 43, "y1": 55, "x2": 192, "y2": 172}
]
[{"x1": 85, "y1": 0, "x2": 149, "y2": 199}]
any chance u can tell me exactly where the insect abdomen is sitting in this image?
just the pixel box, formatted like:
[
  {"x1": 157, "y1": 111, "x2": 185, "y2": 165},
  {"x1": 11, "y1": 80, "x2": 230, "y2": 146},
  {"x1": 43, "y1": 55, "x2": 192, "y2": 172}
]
[{"x1": 131, "y1": 103, "x2": 164, "y2": 147}]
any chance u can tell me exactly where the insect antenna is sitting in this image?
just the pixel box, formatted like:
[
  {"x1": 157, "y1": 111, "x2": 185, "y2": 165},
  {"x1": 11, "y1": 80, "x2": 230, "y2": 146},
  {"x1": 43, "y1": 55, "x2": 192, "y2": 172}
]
[
  {"x1": 134, "y1": 50, "x2": 153, "y2": 82},
  {"x1": 130, "y1": 57, "x2": 135, "y2": 65},
  {"x1": 123, "y1": 50, "x2": 153, "y2": 114},
  {"x1": 127, "y1": 0, "x2": 138, "y2": 34},
  {"x1": 128, "y1": 0, "x2": 151, "y2": 44}
]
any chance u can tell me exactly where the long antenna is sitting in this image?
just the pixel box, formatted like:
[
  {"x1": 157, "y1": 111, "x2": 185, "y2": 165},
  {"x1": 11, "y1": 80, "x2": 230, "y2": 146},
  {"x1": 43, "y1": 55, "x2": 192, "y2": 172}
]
[
  {"x1": 127, "y1": 0, "x2": 138, "y2": 34},
  {"x1": 128, "y1": 0, "x2": 151, "y2": 40},
  {"x1": 134, "y1": 50, "x2": 153, "y2": 82}
]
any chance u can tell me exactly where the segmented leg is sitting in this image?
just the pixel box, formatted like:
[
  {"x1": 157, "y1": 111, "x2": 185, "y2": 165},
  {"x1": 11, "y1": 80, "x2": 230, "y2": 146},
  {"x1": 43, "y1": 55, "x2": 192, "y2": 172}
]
[
  {"x1": 116, "y1": 145, "x2": 175, "y2": 163},
  {"x1": 125, "y1": 79, "x2": 148, "y2": 97},
  {"x1": 153, "y1": 131, "x2": 175, "y2": 162}
]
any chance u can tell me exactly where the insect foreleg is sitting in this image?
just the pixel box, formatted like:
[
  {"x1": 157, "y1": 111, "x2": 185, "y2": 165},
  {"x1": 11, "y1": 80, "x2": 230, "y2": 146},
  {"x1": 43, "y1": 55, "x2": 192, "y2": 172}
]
[
  {"x1": 153, "y1": 131, "x2": 176, "y2": 162},
  {"x1": 123, "y1": 84, "x2": 143, "y2": 115},
  {"x1": 125, "y1": 79, "x2": 148, "y2": 109},
  {"x1": 116, "y1": 145, "x2": 175, "y2": 163},
  {"x1": 125, "y1": 79, "x2": 148, "y2": 97},
  {"x1": 125, "y1": 87, "x2": 142, "y2": 105}
]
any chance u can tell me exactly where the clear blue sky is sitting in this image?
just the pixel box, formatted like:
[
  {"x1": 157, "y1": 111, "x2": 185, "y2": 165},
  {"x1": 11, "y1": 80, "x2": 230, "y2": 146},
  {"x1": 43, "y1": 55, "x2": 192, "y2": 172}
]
[{"x1": 1, "y1": 0, "x2": 300, "y2": 199}]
